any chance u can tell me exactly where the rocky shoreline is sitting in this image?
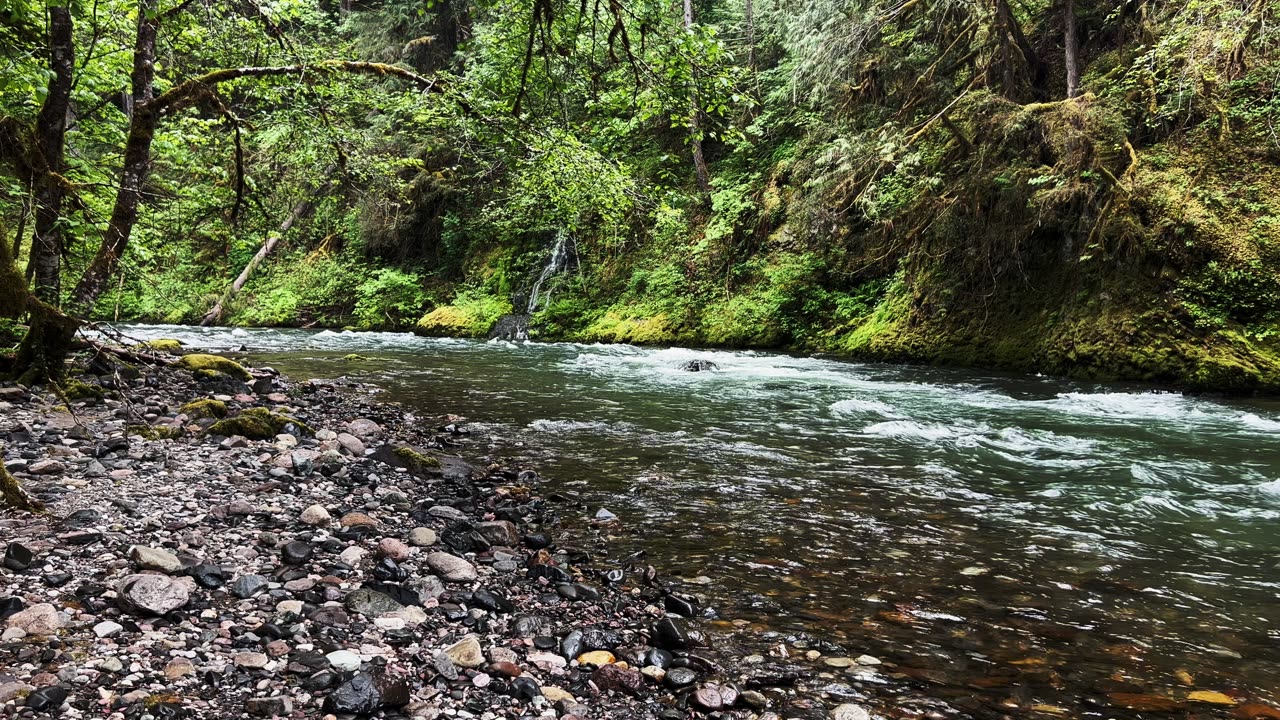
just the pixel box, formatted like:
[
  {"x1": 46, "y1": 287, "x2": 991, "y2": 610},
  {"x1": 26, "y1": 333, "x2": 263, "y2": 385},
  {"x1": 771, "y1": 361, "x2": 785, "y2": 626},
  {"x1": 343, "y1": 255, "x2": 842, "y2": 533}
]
[{"x1": 0, "y1": 350, "x2": 867, "y2": 720}]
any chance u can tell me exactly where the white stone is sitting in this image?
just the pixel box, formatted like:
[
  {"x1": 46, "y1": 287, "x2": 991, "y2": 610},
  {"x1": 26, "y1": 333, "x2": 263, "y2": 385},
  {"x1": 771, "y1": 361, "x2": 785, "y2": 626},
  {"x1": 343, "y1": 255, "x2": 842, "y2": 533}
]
[
  {"x1": 93, "y1": 621, "x2": 124, "y2": 638},
  {"x1": 326, "y1": 650, "x2": 362, "y2": 672}
]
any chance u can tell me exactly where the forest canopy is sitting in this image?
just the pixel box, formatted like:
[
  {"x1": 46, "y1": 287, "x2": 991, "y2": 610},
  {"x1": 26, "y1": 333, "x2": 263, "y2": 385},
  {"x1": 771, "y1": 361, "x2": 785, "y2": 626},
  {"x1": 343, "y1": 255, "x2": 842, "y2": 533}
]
[{"x1": 2, "y1": 0, "x2": 1280, "y2": 391}]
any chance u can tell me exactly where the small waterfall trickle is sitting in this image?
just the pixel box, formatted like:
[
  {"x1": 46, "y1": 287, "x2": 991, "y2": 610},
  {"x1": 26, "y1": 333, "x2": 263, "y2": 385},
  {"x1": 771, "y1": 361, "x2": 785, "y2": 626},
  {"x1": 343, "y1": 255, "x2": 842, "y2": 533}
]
[
  {"x1": 526, "y1": 231, "x2": 571, "y2": 315},
  {"x1": 488, "y1": 231, "x2": 573, "y2": 341}
]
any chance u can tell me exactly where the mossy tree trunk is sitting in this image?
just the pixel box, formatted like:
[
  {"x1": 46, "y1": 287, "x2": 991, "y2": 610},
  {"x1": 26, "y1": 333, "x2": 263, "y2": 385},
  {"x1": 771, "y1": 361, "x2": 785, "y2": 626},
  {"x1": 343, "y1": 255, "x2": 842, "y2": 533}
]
[{"x1": 0, "y1": 451, "x2": 44, "y2": 513}]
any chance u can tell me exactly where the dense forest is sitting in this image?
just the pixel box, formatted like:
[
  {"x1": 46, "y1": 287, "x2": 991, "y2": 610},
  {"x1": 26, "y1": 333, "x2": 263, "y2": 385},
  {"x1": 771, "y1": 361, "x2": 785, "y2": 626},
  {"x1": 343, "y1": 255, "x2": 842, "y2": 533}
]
[{"x1": 2, "y1": 0, "x2": 1280, "y2": 391}]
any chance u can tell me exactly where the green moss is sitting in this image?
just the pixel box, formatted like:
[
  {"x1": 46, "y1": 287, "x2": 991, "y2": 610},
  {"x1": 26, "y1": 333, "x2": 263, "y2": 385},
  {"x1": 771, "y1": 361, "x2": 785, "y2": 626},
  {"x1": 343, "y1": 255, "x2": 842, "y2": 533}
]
[
  {"x1": 207, "y1": 407, "x2": 311, "y2": 440},
  {"x1": 180, "y1": 399, "x2": 228, "y2": 420},
  {"x1": 343, "y1": 353, "x2": 369, "y2": 361},
  {"x1": 128, "y1": 424, "x2": 184, "y2": 440},
  {"x1": 394, "y1": 446, "x2": 442, "y2": 474},
  {"x1": 136, "y1": 339, "x2": 184, "y2": 354},
  {"x1": 414, "y1": 289, "x2": 512, "y2": 338},
  {"x1": 62, "y1": 379, "x2": 106, "y2": 400},
  {"x1": 579, "y1": 313, "x2": 682, "y2": 345},
  {"x1": 177, "y1": 354, "x2": 252, "y2": 381}
]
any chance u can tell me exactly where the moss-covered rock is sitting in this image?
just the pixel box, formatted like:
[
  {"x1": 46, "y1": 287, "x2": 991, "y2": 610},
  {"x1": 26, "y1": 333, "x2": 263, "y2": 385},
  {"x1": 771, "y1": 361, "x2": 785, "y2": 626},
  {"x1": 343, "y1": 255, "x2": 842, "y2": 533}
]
[
  {"x1": 62, "y1": 379, "x2": 106, "y2": 400},
  {"x1": 343, "y1": 353, "x2": 369, "y2": 361},
  {"x1": 208, "y1": 407, "x2": 312, "y2": 440},
  {"x1": 138, "y1": 339, "x2": 184, "y2": 354},
  {"x1": 394, "y1": 446, "x2": 442, "y2": 474},
  {"x1": 128, "y1": 424, "x2": 184, "y2": 441},
  {"x1": 180, "y1": 399, "x2": 228, "y2": 420},
  {"x1": 177, "y1": 354, "x2": 252, "y2": 381}
]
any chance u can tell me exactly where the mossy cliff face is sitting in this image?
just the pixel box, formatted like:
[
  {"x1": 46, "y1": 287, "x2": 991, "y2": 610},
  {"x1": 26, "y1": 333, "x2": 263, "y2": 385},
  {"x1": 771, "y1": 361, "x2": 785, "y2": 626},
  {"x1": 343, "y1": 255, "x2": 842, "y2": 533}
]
[{"x1": 416, "y1": 117, "x2": 1280, "y2": 393}]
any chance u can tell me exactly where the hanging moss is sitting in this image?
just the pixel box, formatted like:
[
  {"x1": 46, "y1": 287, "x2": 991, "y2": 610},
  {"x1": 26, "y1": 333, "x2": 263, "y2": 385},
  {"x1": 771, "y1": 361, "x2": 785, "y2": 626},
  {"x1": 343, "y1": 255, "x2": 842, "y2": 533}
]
[
  {"x1": 176, "y1": 354, "x2": 252, "y2": 381},
  {"x1": 179, "y1": 399, "x2": 228, "y2": 420},
  {"x1": 208, "y1": 407, "x2": 312, "y2": 440}
]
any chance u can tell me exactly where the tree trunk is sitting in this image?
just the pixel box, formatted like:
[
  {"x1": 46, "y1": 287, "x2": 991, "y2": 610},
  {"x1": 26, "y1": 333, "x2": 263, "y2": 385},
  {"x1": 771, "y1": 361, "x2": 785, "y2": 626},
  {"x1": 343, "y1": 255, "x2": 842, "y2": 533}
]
[
  {"x1": 29, "y1": 5, "x2": 75, "y2": 306},
  {"x1": 0, "y1": 456, "x2": 44, "y2": 513},
  {"x1": 684, "y1": 0, "x2": 711, "y2": 195},
  {"x1": 1064, "y1": 0, "x2": 1080, "y2": 98},
  {"x1": 201, "y1": 165, "x2": 335, "y2": 326},
  {"x1": 68, "y1": 0, "x2": 160, "y2": 319}
]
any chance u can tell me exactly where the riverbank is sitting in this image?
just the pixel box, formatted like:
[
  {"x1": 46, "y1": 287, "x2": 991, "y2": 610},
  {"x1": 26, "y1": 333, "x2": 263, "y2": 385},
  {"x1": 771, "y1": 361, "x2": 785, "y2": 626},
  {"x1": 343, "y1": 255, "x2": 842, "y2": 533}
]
[{"x1": 0, "y1": 346, "x2": 862, "y2": 719}]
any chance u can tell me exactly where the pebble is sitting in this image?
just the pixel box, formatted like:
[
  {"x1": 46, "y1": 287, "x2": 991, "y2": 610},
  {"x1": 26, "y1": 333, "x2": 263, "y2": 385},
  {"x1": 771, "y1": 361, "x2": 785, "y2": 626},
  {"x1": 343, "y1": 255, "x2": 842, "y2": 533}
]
[
  {"x1": 326, "y1": 650, "x2": 362, "y2": 671},
  {"x1": 426, "y1": 552, "x2": 478, "y2": 582},
  {"x1": 408, "y1": 527, "x2": 437, "y2": 546},
  {"x1": 832, "y1": 704, "x2": 871, "y2": 720},
  {"x1": 445, "y1": 635, "x2": 485, "y2": 668},
  {"x1": 92, "y1": 620, "x2": 124, "y2": 638},
  {"x1": 300, "y1": 504, "x2": 331, "y2": 526}
]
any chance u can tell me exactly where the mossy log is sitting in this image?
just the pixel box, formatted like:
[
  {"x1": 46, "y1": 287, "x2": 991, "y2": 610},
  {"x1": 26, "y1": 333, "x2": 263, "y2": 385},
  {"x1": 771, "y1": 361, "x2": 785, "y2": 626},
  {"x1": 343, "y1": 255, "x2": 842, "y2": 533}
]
[{"x1": 0, "y1": 447, "x2": 44, "y2": 513}]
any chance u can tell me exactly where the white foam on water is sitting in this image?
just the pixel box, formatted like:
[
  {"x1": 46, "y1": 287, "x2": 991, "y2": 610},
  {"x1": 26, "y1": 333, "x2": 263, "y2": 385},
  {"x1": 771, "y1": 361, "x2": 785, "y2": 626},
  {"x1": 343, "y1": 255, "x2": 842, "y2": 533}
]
[
  {"x1": 861, "y1": 420, "x2": 966, "y2": 441},
  {"x1": 830, "y1": 398, "x2": 901, "y2": 418},
  {"x1": 1238, "y1": 413, "x2": 1280, "y2": 432}
]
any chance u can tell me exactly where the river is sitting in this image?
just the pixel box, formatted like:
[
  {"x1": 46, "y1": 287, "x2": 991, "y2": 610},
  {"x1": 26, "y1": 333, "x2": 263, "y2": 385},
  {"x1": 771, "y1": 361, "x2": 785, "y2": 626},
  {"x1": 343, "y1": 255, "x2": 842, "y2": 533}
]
[{"x1": 118, "y1": 324, "x2": 1280, "y2": 718}]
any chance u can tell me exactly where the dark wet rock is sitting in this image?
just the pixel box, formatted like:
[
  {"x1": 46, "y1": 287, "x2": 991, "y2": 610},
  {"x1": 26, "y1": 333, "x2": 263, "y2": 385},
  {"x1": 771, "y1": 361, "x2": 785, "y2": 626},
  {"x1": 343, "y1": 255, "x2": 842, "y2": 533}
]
[
  {"x1": 510, "y1": 676, "x2": 542, "y2": 701},
  {"x1": 371, "y1": 557, "x2": 408, "y2": 582},
  {"x1": 442, "y1": 525, "x2": 491, "y2": 554},
  {"x1": 664, "y1": 593, "x2": 697, "y2": 617},
  {"x1": 25, "y1": 685, "x2": 69, "y2": 712},
  {"x1": 189, "y1": 563, "x2": 225, "y2": 589},
  {"x1": 581, "y1": 627, "x2": 623, "y2": 650},
  {"x1": 523, "y1": 532, "x2": 551, "y2": 549},
  {"x1": 281, "y1": 541, "x2": 313, "y2": 565},
  {"x1": 513, "y1": 615, "x2": 550, "y2": 637},
  {"x1": 557, "y1": 583, "x2": 600, "y2": 601},
  {"x1": 43, "y1": 572, "x2": 72, "y2": 587},
  {"x1": 652, "y1": 617, "x2": 692, "y2": 650},
  {"x1": 665, "y1": 667, "x2": 698, "y2": 688},
  {"x1": 678, "y1": 359, "x2": 718, "y2": 372},
  {"x1": 561, "y1": 630, "x2": 584, "y2": 659},
  {"x1": 323, "y1": 673, "x2": 385, "y2": 715},
  {"x1": 593, "y1": 664, "x2": 644, "y2": 696},
  {"x1": 0, "y1": 597, "x2": 24, "y2": 621},
  {"x1": 365, "y1": 582, "x2": 424, "y2": 607},
  {"x1": 646, "y1": 647, "x2": 674, "y2": 669},
  {"x1": 118, "y1": 574, "x2": 189, "y2": 615},
  {"x1": 231, "y1": 574, "x2": 269, "y2": 599},
  {"x1": 3, "y1": 542, "x2": 33, "y2": 571},
  {"x1": 63, "y1": 508, "x2": 102, "y2": 527},
  {"x1": 472, "y1": 588, "x2": 514, "y2": 614}
]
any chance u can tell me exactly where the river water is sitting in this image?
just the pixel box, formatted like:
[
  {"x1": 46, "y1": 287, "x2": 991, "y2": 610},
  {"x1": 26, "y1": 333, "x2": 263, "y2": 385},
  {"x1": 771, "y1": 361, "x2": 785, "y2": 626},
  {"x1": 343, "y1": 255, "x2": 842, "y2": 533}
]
[{"x1": 119, "y1": 324, "x2": 1280, "y2": 718}]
